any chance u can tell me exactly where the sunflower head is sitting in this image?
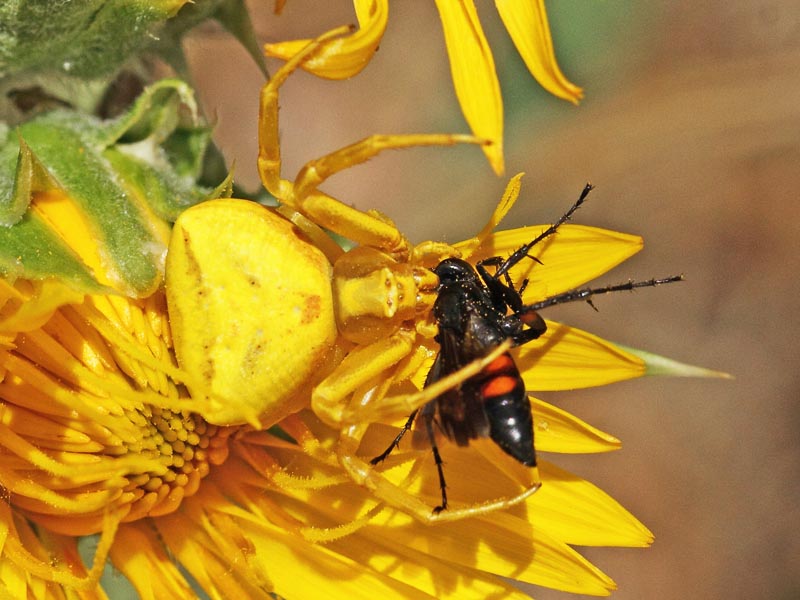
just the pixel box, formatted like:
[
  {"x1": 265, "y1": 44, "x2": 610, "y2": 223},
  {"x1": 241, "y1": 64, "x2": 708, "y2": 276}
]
[{"x1": 0, "y1": 8, "x2": 729, "y2": 595}]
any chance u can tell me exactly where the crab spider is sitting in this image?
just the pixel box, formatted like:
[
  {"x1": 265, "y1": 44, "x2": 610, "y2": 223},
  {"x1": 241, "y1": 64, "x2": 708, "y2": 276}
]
[
  {"x1": 168, "y1": 24, "x2": 489, "y2": 427},
  {"x1": 167, "y1": 25, "x2": 537, "y2": 523}
]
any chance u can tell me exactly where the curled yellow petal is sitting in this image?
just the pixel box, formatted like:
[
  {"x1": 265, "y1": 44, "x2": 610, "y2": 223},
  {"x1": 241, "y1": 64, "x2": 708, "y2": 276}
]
[
  {"x1": 264, "y1": 0, "x2": 388, "y2": 80},
  {"x1": 435, "y1": 0, "x2": 504, "y2": 174},
  {"x1": 496, "y1": 0, "x2": 583, "y2": 103},
  {"x1": 459, "y1": 173, "x2": 526, "y2": 256}
]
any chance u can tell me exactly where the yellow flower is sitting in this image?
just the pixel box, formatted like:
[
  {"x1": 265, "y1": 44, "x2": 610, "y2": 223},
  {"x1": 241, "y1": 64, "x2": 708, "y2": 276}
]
[
  {"x1": 0, "y1": 27, "x2": 728, "y2": 597},
  {"x1": 265, "y1": 0, "x2": 583, "y2": 175},
  {"x1": 0, "y1": 176, "x2": 726, "y2": 597}
]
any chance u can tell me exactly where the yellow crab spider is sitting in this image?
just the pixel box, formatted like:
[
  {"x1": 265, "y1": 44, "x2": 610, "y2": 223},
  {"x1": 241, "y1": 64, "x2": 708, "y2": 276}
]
[
  {"x1": 167, "y1": 25, "x2": 485, "y2": 428},
  {"x1": 167, "y1": 26, "x2": 537, "y2": 522}
]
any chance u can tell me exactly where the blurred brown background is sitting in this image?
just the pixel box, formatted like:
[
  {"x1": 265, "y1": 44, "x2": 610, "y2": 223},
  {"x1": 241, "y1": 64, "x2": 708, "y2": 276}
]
[{"x1": 184, "y1": 2, "x2": 799, "y2": 598}]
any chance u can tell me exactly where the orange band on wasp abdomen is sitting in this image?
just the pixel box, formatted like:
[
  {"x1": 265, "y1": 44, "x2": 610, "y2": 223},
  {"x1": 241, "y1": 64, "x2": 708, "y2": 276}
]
[
  {"x1": 481, "y1": 375, "x2": 518, "y2": 399},
  {"x1": 483, "y1": 353, "x2": 514, "y2": 375}
]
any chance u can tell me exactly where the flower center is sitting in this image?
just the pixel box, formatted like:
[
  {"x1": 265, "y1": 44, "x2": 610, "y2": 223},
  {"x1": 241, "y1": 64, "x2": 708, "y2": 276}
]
[
  {"x1": 0, "y1": 288, "x2": 234, "y2": 535},
  {"x1": 120, "y1": 405, "x2": 229, "y2": 523}
]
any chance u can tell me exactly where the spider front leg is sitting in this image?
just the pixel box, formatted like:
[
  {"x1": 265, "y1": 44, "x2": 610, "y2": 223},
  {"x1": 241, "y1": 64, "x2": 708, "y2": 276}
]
[
  {"x1": 314, "y1": 339, "x2": 539, "y2": 524},
  {"x1": 251, "y1": 414, "x2": 388, "y2": 543},
  {"x1": 313, "y1": 335, "x2": 513, "y2": 429},
  {"x1": 311, "y1": 328, "x2": 419, "y2": 427},
  {"x1": 258, "y1": 27, "x2": 486, "y2": 255},
  {"x1": 335, "y1": 417, "x2": 540, "y2": 524}
]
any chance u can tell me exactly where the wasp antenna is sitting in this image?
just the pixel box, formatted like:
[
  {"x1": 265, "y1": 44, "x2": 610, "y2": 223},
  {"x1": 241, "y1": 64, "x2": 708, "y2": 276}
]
[
  {"x1": 522, "y1": 274, "x2": 684, "y2": 312},
  {"x1": 495, "y1": 184, "x2": 595, "y2": 279}
]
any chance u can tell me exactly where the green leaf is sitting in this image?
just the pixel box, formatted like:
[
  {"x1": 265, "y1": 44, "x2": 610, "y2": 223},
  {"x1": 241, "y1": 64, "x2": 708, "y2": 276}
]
[{"x1": 0, "y1": 1, "x2": 190, "y2": 79}]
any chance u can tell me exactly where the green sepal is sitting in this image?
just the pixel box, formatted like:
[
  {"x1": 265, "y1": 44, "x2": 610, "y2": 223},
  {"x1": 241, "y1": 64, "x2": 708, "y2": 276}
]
[
  {"x1": 0, "y1": 210, "x2": 107, "y2": 294},
  {"x1": 0, "y1": 79, "x2": 225, "y2": 297},
  {"x1": 12, "y1": 112, "x2": 165, "y2": 296},
  {"x1": 0, "y1": 135, "x2": 41, "y2": 225},
  {"x1": 619, "y1": 345, "x2": 732, "y2": 379},
  {"x1": 101, "y1": 79, "x2": 199, "y2": 145},
  {"x1": 105, "y1": 142, "x2": 232, "y2": 224},
  {"x1": 211, "y1": 0, "x2": 268, "y2": 76},
  {"x1": 154, "y1": 0, "x2": 267, "y2": 78}
]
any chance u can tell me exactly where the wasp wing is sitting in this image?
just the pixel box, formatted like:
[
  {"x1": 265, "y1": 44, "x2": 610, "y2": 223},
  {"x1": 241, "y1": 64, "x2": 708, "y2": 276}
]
[{"x1": 426, "y1": 328, "x2": 491, "y2": 446}]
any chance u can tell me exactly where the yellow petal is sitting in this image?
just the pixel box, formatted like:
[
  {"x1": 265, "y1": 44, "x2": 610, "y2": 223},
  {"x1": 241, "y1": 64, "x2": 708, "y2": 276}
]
[
  {"x1": 252, "y1": 523, "x2": 438, "y2": 599},
  {"x1": 0, "y1": 503, "x2": 109, "y2": 597},
  {"x1": 157, "y1": 508, "x2": 273, "y2": 598},
  {"x1": 371, "y1": 508, "x2": 616, "y2": 595},
  {"x1": 495, "y1": 0, "x2": 583, "y2": 103},
  {"x1": 31, "y1": 190, "x2": 112, "y2": 288},
  {"x1": 264, "y1": 0, "x2": 388, "y2": 80},
  {"x1": 264, "y1": 434, "x2": 613, "y2": 594},
  {"x1": 532, "y1": 460, "x2": 654, "y2": 547},
  {"x1": 532, "y1": 396, "x2": 621, "y2": 453},
  {"x1": 517, "y1": 321, "x2": 646, "y2": 391},
  {"x1": 434, "y1": 0, "x2": 504, "y2": 174},
  {"x1": 0, "y1": 402, "x2": 96, "y2": 452},
  {"x1": 110, "y1": 523, "x2": 195, "y2": 599},
  {"x1": 161, "y1": 485, "x2": 430, "y2": 600},
  {"x1": 0, "y1": 279, "x2": 85, "y2": 333},
  {"x1": 459, "y1": 173, "x2": 526, "y2": 255},
  {"x1": 458, "y1": 224, "x2": 643, "y2": 300},
  {"x1": 329, "y1": 522, "x2": 532, "y2": 600}
]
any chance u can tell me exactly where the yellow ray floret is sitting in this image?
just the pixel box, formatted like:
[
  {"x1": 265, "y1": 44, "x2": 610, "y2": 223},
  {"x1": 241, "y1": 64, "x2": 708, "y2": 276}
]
[
  {"x1": 265, "y1": 0, "x2": 387, "y2": 80},
  {"x1": 496, "y1": 0, "x2": 584, "y2": 103},
  {"x1": 434, "y1": 0, "x2": 505, "y2": 175}
]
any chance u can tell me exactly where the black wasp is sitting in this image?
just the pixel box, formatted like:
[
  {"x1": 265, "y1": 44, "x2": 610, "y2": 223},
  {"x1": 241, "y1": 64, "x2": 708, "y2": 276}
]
[{"x1": 371, "y1": 184, "x2": 683, "y2": 513}]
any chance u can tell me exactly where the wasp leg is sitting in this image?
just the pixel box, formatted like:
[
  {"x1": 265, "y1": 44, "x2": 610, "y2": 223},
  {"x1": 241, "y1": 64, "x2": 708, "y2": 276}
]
[
  {"x1": 338, "y1": 421, "x2": 542, "y2": 524},
  {"x1": 419, "y1": 403, "x2": 450, "y2": 514},
  {"x1": 498, "y1": 312, "x2": 547, "y2": 346},
  {"x1": 473, "y1": 259, "x2": 525, "y2": 312},
  {"x1": 370, "y1": 408, "x2": 419, "y2": 465}
]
